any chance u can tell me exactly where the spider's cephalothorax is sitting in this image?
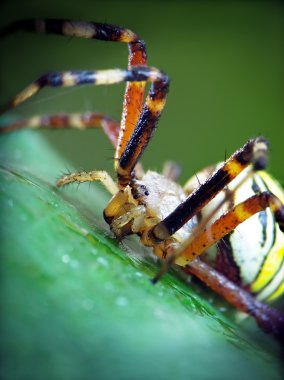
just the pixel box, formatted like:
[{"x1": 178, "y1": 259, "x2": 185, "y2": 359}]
[
  {"x1": 1, "y1": 18, "x2": 284, "y2": 341},
  {"x1": 104, "y1": 170, "x2": 199, "y2": 258}
]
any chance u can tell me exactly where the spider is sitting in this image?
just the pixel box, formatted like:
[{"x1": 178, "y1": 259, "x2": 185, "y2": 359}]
[{"x1": 1, "y1": 19, "x2": 284, "y2": 341}]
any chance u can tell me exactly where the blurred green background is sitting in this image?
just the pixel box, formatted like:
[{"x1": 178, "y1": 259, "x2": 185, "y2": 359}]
[{"x1": 0, "y1": 0, "x2": 283, "y2": 184}]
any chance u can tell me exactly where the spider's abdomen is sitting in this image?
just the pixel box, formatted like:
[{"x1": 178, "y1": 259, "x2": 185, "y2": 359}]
[{"x1": 199, "y1": 169, "x2": 284, "y2": 302}]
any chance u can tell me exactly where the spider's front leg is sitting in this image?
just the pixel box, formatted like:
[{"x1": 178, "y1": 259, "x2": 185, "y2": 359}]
[
  {"x1": 1, "y1": 19, "x2": 170, "y2": 189},
  {"x1": 1, "y1": 18, "x2": 147, "y2": 160},
  {"x1": 0, "y1": 65, "x2": 169, "y2": 191}
]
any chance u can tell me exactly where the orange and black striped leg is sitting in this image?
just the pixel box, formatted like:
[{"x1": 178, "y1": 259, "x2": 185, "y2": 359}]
[
  {"x1": 184, "y1": 259, "x2": 284, "y2": 341},
  {"x1": 176, "y1": 191, "x2": 284, "y2": 265},
  {"x1": 118, "y1": 34, "x2": 147, "y2": 164},
  {"x1": 0, "y1": 66, "x2": 169, "y2": 188},
  {"x1": 1, "y1": 18, "x2": 147, "y2": 161},
  {"x1": 1, "y1": 68, "x2": 147, "y2": 114},
  {"x1": 116, "y1": 70, "x2": 169, "y2": 187},
  {"x1": 151, "y1": 137, "x2": 269, "y2": 241},
  {"x1": 152, "y1": 189, "x2": 284, "y2": 284},
  {"x1": 0, "y1": 113, "x2": 120, "y2": 148}
]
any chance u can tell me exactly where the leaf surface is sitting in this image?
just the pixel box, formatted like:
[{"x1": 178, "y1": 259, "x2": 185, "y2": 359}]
[{"x1": 0, "y1": 132, "x2": 283, "y2": 380}]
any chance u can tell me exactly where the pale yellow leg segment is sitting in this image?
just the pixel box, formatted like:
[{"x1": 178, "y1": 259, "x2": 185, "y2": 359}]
[{"x1": 56, "y1": 170, "x2": 118, "y2": 195}]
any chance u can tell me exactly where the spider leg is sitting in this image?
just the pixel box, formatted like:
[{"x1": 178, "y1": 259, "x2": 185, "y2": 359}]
[
  {"x1": 184, "y1": 259, "x2": 284, "y2": 342},
  {"x1": 151, "y1": 137, "x2": 269, "y2": 241},
  {"x1": 116, "y1": 69, "x2": 169, "y2": 188},
  {"x1": 152, "y1": 190, "x2": 284, "y2": 283},
  {"x1": 1, "y1": 18, "x2": 147, "y2": 162},
  {"x1": 0, "y1": 66, "x2": 169, "y2": 188},
  {"x1": 0, "y1": 113, "x2": 120, "y2": 147},
  {"x1": 0, "y1": 112, "x2": 145, "y2": 177},
  {"x1": 57, "y1": 170, "x2": 118, "y2": 195},
  {"x1": 162, "y1": 161, "x2": 182, "y2": 182},
  {"x1": 176, "y1": 191, "x2": 284, "y2": 264}
]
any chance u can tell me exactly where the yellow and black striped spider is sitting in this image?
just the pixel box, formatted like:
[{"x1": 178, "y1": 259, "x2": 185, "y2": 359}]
[{"x1": 1, "y1": 19, "x2": 284, "y2": 341}]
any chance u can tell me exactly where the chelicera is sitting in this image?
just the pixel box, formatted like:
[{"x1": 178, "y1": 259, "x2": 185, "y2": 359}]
[{"x1": 1, "y1": 19, "x2": 284, "y2": 341}]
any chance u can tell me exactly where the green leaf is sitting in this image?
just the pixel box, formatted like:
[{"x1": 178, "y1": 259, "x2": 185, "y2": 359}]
[{"x1": 0, "y1": 131, "x2": 283, "y2": 380}]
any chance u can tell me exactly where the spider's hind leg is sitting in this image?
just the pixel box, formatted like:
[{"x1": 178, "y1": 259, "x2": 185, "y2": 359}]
[{"x1": 184, "y1": 259, "x2": 284, "y2": 342}]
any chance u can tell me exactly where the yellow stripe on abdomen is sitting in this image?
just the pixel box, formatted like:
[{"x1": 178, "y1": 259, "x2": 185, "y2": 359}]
[
  {"x1": 251, "y1": 245, "x2": 284, "y2": 294},
  {"x1": 251, "y1": 171, "x2": 284, "y2": 300}
]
